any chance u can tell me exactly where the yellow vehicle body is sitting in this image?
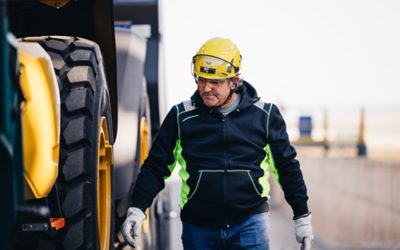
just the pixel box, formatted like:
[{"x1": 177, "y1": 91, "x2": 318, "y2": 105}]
[{"x1": 18, "y1": 41, "x2": 60, "y2": 199}]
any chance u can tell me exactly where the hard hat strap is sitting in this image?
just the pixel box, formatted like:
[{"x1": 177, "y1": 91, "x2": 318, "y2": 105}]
[{"x1": 219, "y1": 78, "x2": 237, "y2": 108}]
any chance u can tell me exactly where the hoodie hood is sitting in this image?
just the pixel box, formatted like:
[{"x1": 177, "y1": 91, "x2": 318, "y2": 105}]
[{"x1": 190, "y1": 80, "x2": 260, "y2": 111}]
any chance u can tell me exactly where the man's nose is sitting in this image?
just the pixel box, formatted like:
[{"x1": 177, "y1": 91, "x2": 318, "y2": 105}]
[{"x1": 203, "y1": 81, "x2": 214, "y2": 91}]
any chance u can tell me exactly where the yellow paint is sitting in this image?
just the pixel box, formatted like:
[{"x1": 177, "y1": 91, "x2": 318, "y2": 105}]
[
  {"x1": 39, "y1": 0, "x2": 71, "y2": 9},
  {"x1": 140, "y1": 117, "x2": 151, "y2": 233},
  {"x1": 97, "y1": 117, "x2": 113, "y2": 250},
  {"x1": 140, "y1": 117, "x2": 150, "y2": 165},
  {"x1": 18, "y1": 41, "x2": 60, "y2": 199}
]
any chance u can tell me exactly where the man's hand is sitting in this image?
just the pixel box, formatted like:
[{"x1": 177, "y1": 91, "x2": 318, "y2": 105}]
[
  {"x1": 122, "y1": 207, "x2": 146, "y2": 247},
  {"x1": 294, "y1": 213, "x2": 314, "y2": 250}
]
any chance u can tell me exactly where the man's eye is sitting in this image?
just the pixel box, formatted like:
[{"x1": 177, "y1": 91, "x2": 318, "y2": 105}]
[{"x1": 196, "y1": 78, "x2": 223, "y2": 85}]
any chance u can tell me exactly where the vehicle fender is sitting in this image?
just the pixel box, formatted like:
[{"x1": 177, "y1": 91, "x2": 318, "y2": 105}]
[{"x1": 18, "y1": 41, "x2": 60, "y2": 199}]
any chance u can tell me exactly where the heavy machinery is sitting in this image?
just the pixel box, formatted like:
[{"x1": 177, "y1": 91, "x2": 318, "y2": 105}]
[
  {"x1": 3, "y1": 0, "x2": 166, "y2": 249},
  {"x1": 0, "y1": 1, "x2": 24, "y2": 249},
  {"x1": 112, "y1": 5, "x2": 166, "y2": 248}
]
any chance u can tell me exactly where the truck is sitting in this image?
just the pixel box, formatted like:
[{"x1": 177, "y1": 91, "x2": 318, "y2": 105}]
[{"x1": 1, "y1": 0, "x2": 166, "y2": 249}]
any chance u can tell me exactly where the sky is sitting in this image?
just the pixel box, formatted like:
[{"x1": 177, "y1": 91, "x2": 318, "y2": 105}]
[{"x1": 160, "y1": 0, "x2": 400, "y2": 110}]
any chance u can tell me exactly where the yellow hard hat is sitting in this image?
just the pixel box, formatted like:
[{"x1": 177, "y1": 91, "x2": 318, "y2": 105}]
[{"x1": 192, "y1": 37, "x2": 241, "y2": 80}]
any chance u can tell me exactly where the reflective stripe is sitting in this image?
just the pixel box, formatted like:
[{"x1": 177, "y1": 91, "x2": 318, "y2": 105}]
[
  {"x1": 173, "y1": 139, "x2": 191, "y2": 209},
  {"x1": 177, "y1": 101, "x2": 198, "y2": 138},
  {"x1": 254, "y1": 101, "x2": 278, "y2": 197},
  {"x1": 266, "y1": 144, "x2": 280, "y2": 187},
  {"x1": 183, "y1": 100, "x2": 196, "y2": 112},
  {"x1": 253, "y1": 100, "x2": 266, "y2": 112},
  {"x1": 175, "y1": 101, "x2": 198, "y2": 208},
  {"x1": 182, "y1": 114, "x2": 200, "y2": 123},
  {"x1": 175, "y1": 105, "x2": 181, "y2": 139},
  {"x1": 258, "y1": 145, "x2": 271, "y2": 198},
  {"x1": 187, "y1": 171, "x2": 203, "y2": 200},
  {"x1": 253, "y1": 100, "x2": 270, "y2": 115},
  {"x1": 258, "y1": 144, "x2": 280, "y2": 198},
  {"x1": 253, "y1": 101, "x2": 273, "y2": 140},
  {"x1": 202, "y1": 169, "x2": 225, "y2": 172},
  {"x1": 163, "y1": 140, "x2": 181, "y2": 180},
  {"x1": 266, "y1": 104, "x2": 273, "y2": 140},
  {"x1": 247, "y1": 171, "x2": 262, "y2": 196}
]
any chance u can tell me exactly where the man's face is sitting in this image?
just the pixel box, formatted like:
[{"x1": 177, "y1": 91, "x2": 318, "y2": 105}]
[{"x1": 196, "y1": 77, "x2": 235, "y2": 108}]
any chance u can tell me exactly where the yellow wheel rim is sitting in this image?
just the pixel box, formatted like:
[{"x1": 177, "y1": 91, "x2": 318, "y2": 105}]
[
  {"x1": 140, "y1": 117, "x2": 150, "y2": 165},
  {"x1": 97, "y1": 116, "x2": 113, "y2": 250},
  {"x1": 139, "y1": 117, "x2": 151, "y2": 234}
]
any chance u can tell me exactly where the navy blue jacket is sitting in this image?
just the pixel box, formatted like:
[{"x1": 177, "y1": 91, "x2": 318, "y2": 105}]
[{"x1": 132, "y1": 81, "x2": 309, "y2": 228}]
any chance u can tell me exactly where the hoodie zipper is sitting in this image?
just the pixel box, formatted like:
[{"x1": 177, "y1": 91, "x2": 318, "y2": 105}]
[{"x1": 222, "y1": 116, "x2": 229, "y2": 228}]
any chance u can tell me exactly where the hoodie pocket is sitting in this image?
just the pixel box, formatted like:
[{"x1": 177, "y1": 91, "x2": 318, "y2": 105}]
[
  {"x1": 187, "y1": 170, "x2": 224, "y2": 202},
  {"x1": 226, "y1": 169, "x2": 264, "y2": 208},
  {"x1": 227, "y1": 169, "x2": 262, "y2": 195}
]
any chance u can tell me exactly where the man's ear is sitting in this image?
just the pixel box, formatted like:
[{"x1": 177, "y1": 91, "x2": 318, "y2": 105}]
[
  {"x1": 229, "y1": 80, "x2": 236, "y2": 90},
  {"x1": 230, "y1": 77, "x2": 240, "y2": 89}
]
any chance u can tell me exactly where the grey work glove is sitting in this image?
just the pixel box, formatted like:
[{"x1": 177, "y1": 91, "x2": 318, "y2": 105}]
[
  {"x1": 122, "y1": 207, "x2": 146, "y2": 247},
  {"x1": 294, "y1": 213, "x2": 314, "y2": 250}
]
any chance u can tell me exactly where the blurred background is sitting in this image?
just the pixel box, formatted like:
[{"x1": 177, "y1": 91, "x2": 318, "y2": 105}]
[
  {"x1": 161, "y1": 0, "x2": 400, "y2": 158},
  {"x1": 159, "y1": 0, "x2": 400, "y2": 249}
]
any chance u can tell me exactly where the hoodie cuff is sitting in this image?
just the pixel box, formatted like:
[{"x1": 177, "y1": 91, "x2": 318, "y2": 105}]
[{"x1": 292, "y1": 202, "x2": 309, "y2": 218}]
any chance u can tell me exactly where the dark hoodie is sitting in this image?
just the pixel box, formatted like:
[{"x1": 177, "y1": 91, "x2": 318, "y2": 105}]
[{"x1": 132, "y1": 81, "x2": 309, "y2": 228}]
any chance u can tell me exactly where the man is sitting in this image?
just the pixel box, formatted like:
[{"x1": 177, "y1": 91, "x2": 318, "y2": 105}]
[{"x1": 122, "y1": 37, "x2": 314, "y2": 249}]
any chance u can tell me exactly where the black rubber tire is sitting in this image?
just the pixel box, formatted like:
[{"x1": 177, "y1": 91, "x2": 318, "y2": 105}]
[{"x1": 35, "y1": 36, "x2": 114, "y2": 250}]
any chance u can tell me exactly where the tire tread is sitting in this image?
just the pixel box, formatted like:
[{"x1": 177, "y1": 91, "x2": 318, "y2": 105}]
[{"x1": 37, "y1": 36, "x2": 111, "y2": 250}]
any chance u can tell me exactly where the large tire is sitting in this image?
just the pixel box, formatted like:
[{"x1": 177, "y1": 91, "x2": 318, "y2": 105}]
[{"x1": 35, "y1": 36, "x2": 114, "y2": 250}]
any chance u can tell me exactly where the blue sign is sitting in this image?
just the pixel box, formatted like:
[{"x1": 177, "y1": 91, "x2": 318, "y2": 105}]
[{"x1": 299, "y1": 116, "x2": 312, "y2": 136}]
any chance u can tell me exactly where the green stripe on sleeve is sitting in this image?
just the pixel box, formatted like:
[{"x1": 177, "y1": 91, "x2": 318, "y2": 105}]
[
  {"x1": 258, "y1": 144, "x2": 280, "y2": 198},
  {"x1": 266, "y1": 144, "x2": 280, "y2": 187},
  {"x1": 163, "y1": 142, "x2": 178, "y2": 181},
  {"x1": 163, "y1": 139, "x2": 191, "y2": 209},
  {"x1": 172, "y1": 139, "x2": 191, "y2": 209}
]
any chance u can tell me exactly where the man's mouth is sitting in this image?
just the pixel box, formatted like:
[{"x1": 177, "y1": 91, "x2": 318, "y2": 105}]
[{"x1": 203, "y1": 93, "x2": 216, "y2": 97}]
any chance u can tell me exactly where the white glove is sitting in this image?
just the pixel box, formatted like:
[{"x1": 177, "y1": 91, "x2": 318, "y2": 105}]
[
  {"x1": 122, "y1": 207, "x2": 146, "y2": 247},
  {"x1": 294, "y1": 213, "x2": 314, "y2": 250}
]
